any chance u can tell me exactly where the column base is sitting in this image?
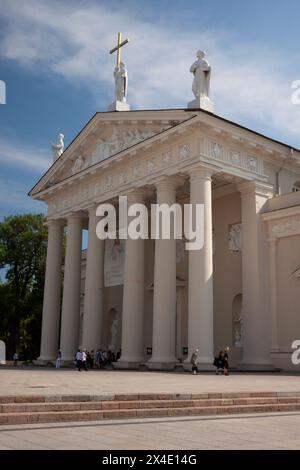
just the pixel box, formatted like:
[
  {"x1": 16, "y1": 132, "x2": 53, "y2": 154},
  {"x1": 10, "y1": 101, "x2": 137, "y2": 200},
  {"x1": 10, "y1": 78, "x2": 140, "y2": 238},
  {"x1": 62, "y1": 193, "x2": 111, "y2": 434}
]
[
  {"x1": 113, "y1": 356, "x2": 144, "y2": 370},
  {"x1": 146, "y1": 357, "x2": 179, "y2": 371},
  {"x1": 33, "y1": 358, "x2": 55, "y2": 367}
]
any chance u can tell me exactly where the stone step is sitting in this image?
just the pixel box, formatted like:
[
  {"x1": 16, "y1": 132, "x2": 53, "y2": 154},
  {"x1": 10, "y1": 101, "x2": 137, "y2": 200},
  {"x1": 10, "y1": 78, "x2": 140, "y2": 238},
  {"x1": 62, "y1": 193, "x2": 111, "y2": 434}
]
[
  {"x1": 1, "y1": 390, "x2": 300, "y2": 404},
  {"x1": 1, "y1": 396, "x2": 300, "y2": 414},
  {"x1": 1, "y1": 402, "x2": 300, "y2": 425}
]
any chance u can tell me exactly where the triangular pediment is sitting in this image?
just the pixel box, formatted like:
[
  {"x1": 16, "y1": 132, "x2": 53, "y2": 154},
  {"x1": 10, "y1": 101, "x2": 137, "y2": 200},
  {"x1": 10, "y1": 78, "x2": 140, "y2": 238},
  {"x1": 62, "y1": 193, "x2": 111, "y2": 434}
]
[
  {"x1": 30, "y1": 110, "x2": 192, "y2": 196},
  {"x1": 60, "y1": 124, "x2": 171, "y2": 180},
  {"x1": 29, "y1": 108, "x2": 300, "y2": 198}
]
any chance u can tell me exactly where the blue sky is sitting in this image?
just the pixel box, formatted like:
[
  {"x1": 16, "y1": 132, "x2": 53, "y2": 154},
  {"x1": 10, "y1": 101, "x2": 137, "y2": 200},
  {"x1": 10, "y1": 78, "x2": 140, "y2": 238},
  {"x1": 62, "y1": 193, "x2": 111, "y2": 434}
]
[{"x1": 1, "y1": 0, "x2": 300, "y2": 221}]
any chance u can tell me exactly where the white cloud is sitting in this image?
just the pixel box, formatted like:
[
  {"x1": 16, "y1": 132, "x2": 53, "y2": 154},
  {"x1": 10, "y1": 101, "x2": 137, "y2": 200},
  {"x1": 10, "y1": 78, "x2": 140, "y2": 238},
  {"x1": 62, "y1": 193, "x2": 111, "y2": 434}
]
[
  {"x1": 0, "y1": 139, "x2": 51, "y2": 172},
  {"x1": 1, "y1": 0, "x2": 300, "y2": 146}
]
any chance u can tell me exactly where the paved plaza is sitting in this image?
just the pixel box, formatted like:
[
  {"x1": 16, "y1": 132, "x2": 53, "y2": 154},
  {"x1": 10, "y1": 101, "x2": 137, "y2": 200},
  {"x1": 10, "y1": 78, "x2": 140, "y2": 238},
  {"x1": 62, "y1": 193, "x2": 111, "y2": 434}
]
[
  {"x1": 0, "y1": 367, "x2": 300, "y2": 449},
  {"x1": 0, "y1": 412, "x2": 300, "y2": 450},
  {"x1": 0, "y1": 367, "x2": 300, "y2": 397}
]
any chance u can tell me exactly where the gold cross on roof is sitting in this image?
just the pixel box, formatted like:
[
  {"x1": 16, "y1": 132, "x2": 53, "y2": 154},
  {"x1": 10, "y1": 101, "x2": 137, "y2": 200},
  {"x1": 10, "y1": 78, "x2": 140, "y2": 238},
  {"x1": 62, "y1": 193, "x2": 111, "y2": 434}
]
[{"x1": 109, "y1": 32, "x2": 129, "y2": 67}]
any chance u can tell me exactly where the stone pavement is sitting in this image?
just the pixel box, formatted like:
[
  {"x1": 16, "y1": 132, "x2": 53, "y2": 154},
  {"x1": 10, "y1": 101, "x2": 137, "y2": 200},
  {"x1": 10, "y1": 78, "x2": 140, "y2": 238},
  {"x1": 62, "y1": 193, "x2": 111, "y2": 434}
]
[
  {"x1": 0, "y1": 412, "x2": 299, "y2": 449},
  {"x1": 0, "y1": 368, "x2": 300, "y2": 450},
  {"x1": 0, "y1": 367, "x2": 299, "y2": 396}
]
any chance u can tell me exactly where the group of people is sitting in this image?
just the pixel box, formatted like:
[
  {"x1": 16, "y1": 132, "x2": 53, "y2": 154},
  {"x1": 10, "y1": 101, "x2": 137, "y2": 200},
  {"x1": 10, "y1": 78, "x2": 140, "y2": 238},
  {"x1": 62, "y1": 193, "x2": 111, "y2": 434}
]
[
  {"x1": 191, "y1": 347, "x2": 230, "y2": 376},
  {"x1": 55, "y1": 347, "x2": 231, "y2": 374},
  {"x1": 55, "y1": 348, "x2": 121, "y2": 370},
  {"x1": 213, "y1": 347, "x2": 230, "y2": 375}
]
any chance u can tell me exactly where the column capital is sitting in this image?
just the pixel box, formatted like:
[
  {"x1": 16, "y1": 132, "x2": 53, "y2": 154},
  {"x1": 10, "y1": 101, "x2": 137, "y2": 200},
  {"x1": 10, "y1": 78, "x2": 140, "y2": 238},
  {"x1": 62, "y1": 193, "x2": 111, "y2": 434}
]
[
  {"x1": 87, "y1": 205, "x2": 99, "y2": 217},
  {"x1": 237, "y1": 180, "x2": 274, "y2": 198},
  {"x1": 267, "y1": 237, "x2": 279, "y2": 245},
  {"x1": 45, "y1": 218, "x2": 65, "y2": 230},
  {"x1": 125, "y1": 189, "x2": 151, "y2": 205},
  {"x1": 154, "y1": 176, "x2": 183, "y2": 192},
  {"x1": 187, "y1": 164, "x2": 214, "y2": 182},
  {"x1": 67, "y1": 211, "x2": 85, "y2": 225}
]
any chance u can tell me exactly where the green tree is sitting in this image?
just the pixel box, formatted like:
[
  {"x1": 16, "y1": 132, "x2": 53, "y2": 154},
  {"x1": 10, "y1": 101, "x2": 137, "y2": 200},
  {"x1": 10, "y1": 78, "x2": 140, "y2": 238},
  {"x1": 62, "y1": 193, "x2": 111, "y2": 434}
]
[{"x1": 0, "y1": 214, "x2": 48, "y2": 359}]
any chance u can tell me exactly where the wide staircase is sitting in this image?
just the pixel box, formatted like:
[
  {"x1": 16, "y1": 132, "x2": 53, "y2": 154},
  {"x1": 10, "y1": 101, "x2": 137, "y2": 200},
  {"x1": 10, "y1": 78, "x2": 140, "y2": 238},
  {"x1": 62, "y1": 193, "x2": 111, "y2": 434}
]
[{"x1": 1, "y1": 391, "x2": 300, "y2": 425}]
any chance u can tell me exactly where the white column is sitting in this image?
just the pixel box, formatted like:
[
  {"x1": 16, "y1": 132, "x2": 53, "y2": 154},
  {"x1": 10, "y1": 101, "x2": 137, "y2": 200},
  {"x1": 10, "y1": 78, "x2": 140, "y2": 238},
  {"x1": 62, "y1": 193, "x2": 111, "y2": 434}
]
[
  {"x1": 38, "y1": 219, "x2": 64, "y2": 361},
  {"x1": 148, "y1": 178, "x2": 178, "y2": 367},
  {"x1": 268, "y1": 237, "x2": 279, "y2": 351},
  {"x1": 60, "y1": 214, "x2": 83, "y2": 361},
  {"x1": 186, "y1": 167, "x2": 214, "y2": 369},
  {"x1": 238, "y1": 181, "x2": 274, "y2": 369},
  {"x1": 82, "y1": 207, "x2": 105, "y2": 351},
  {"x1": 118, "y1": 191, "x2": 146, "y2": 367}
]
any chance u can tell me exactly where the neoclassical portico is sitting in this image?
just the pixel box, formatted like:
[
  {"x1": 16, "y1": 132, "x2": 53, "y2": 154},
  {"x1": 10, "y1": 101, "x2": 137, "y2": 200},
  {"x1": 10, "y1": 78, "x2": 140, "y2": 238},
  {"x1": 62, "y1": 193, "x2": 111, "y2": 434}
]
[{"x1": 31, "y1": 108, "x2": 300, "y2": 371}]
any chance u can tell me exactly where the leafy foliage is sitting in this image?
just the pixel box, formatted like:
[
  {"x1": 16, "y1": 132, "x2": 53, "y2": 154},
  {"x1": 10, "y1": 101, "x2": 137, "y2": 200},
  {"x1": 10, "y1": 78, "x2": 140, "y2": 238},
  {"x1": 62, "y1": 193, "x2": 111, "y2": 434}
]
[{"x1": 0, "y1": 214, "x2": 48, "y2": 359}]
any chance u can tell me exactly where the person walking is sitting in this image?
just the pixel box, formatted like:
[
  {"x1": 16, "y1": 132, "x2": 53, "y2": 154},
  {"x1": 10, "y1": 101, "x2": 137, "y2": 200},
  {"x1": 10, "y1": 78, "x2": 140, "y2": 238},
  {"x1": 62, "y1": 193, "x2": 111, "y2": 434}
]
[
  {"x1": 75, "y1": 349, "x2": 82, "y2": 371},
  {"x1": 190, "y1": 348, "x2": 199, "y2": 375},
  {"x1": 13, "y1": 352, "x2": 19, "y2": 366},
  {"x1": 55, "y1": 350, "x2": 62, "y2": 369},
  {"x1": 82, "y1": 348, "x2": 88, "y2": 371}
]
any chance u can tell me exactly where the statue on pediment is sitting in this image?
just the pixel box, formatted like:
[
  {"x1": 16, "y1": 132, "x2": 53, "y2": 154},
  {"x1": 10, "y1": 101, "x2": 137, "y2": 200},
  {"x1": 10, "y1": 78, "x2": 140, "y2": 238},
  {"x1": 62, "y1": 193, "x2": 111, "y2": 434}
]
[
  {"x1": 51, "y1": 133, "x2": 64, "y2": 161},
  {"x1": 114, "y1": 62, "x2": 128, "y2": 102},
  {"x1": 190, "y1": 50, "x2": 211, "y2": 99}
]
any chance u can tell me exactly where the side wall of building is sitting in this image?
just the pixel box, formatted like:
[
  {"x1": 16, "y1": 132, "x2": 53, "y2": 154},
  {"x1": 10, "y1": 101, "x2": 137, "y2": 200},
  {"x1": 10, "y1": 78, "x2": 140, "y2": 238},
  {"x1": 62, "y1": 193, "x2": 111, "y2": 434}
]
[{"x1": 212, "y1": 191, "x2": 243, "y2": 366}]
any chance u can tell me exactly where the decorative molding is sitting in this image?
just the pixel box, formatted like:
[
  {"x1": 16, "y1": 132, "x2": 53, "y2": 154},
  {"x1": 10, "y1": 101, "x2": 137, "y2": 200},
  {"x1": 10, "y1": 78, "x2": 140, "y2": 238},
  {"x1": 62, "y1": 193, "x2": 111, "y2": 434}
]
[
  {"x1": 47, "y1": 133, "x2": 272, "y2": 218},
  {"x1": 247, "y1": 155, "x2": 258, "y2": 172},
  {"x1": 162, "y1": 150, "x2": 172, "y2": 167},
  {"x1": 229, "y1": 150, "x2": 241, "y2": 166},
  {"x1": 211, "y1": 142, "x2": 223, "y2": 159},
  {"x1": 71, "y1": 128, "x2": 167, "y2": 176},
  {"x1": 147, "y1": 158, "x2": 156, "y2": 174},
  {"x1": 179, "y1": 143, "x2": 190, "y2": 159},
  {"x1": 270, "y1": 218, "x2": 300, "y2": 238}
]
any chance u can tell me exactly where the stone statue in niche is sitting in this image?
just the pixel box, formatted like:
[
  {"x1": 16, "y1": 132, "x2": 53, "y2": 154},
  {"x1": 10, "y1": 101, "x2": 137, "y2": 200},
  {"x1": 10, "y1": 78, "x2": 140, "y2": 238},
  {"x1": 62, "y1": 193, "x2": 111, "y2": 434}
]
[
  {"x1": 233, "y1": 312, "x2": 243, "y2": 347},
  {"x1": 109, "y1": 315, "x2": 119, "y2": 352},
  {"x1": 228, "y1": 223, "x2": 242, "y2": 253}
]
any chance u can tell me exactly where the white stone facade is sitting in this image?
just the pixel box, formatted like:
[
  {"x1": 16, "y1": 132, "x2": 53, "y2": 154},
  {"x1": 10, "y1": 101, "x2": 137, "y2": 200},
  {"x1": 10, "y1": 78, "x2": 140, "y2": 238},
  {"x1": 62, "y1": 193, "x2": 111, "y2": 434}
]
[{"x1": 30, "y1": 109, "x2": 300, "y2": 370}]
